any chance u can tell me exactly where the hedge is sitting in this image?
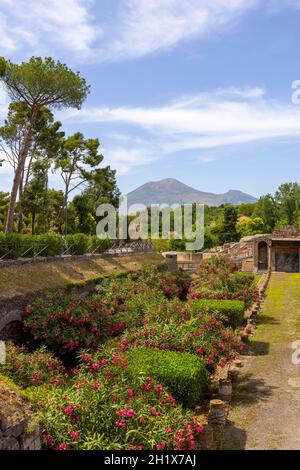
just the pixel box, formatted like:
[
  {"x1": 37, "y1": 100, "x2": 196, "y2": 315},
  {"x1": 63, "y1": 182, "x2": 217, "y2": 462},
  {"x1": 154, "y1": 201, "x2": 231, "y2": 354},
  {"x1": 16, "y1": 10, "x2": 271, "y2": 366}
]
[
  {"x1": 0, "y1": 232, "x2": 112, "y2": 259},
  {"x1": 125, "y1": 348, "x2": 208, "y2": 408},
  {"x1": 189, "y1": 299, "x2": 245, "y2": 328}
]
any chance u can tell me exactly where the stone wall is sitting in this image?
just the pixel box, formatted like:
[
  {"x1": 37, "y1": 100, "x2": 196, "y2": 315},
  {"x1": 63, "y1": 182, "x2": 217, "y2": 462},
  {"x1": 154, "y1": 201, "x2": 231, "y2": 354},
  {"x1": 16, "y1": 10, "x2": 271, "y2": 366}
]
[
  {"x1": 0, "y1": 378, "x2": 40, "y2": 450},
  {"x1": 0, "y1": 252, "x2": 166, "y2": 338}
]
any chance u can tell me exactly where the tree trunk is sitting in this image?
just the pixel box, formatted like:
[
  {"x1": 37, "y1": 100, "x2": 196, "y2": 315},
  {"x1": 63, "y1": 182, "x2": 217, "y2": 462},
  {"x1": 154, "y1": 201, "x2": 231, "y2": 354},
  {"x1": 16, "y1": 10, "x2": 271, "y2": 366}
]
[
  {"x1": 5, "y1": 108, "x2": 37, "y2": 233},
  {"x1": 18, "y1": 168, "x2": 24, "y2": 233},
  {"x1": 31, "y1": 212, "x2": 36, "y2": 235}
]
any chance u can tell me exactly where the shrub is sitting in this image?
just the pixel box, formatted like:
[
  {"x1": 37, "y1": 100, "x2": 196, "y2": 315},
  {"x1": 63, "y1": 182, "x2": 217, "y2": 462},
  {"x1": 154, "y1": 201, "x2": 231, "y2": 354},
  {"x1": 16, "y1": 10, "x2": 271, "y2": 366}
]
[
  {"x1": 25, "y1": 365, "x2": 207, "y2": 450},
  {"x1": 119, "y1": 314, "x2": 243, "y2": 370},
  {"x1": 23, "y1": 290, "x2": 132, "y2": 356},
  {"x1": 189, "y1": 256, "x2": 258, "y2": 306},
  {"x1": 0, "y1": 342, "x2": 66, "y2": 388},
  {"x1": 188, "y1": 299, "x2": 245, "y2": 328},
  {"x1": 0, "y1": 231, "x2": 112, "y2": 259},
  {"x1": 125, "y1": 348, "x2": 208, "y2": 407}
]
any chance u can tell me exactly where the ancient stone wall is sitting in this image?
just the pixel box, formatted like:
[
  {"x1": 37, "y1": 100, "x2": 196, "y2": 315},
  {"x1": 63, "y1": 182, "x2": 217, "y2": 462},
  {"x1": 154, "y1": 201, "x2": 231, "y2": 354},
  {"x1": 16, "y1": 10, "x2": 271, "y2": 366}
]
[{"x1": 0, "y1": 378, "x2": 40, "y2": 450}]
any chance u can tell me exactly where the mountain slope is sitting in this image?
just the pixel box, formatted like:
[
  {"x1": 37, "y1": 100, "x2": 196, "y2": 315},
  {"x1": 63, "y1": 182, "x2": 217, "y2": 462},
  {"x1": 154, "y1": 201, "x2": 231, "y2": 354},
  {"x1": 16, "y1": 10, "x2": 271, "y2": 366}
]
[{"x1": 127, "y1": 178, "x2": 257, "y2": 207}]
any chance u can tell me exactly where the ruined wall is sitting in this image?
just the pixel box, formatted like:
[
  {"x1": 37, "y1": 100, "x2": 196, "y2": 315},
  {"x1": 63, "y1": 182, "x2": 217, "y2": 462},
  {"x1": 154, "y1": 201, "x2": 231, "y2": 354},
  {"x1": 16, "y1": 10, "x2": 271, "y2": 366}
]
[
  {"x1": 0, "y1": 252, "x2": 166, "y2": 337},
  {"x1": 0, "y1": 378, "x2": 40, "y2": 450}
]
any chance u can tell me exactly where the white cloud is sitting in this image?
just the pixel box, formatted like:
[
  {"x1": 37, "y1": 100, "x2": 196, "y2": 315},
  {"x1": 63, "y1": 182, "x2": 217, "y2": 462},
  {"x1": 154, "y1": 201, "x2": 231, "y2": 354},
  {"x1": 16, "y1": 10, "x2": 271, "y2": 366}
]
[
  {"x1": 98, "y1": 0, "x2": 259, "y2": 61},
  {"x1": 1, "y1": 0, "x2": 300, "y2": 62},
  {"x1": 63, "y1": 87, "x2": 300, "y2": 144},
  {"x1": 103, "y1": 146, "x2": 159, "y2": 175},
  {"x1": 61, "y1": 86, "x2": 300, "y2": 172},
  {"x1": 0, "y1": 0, "x2": 98, "y2": 58}
]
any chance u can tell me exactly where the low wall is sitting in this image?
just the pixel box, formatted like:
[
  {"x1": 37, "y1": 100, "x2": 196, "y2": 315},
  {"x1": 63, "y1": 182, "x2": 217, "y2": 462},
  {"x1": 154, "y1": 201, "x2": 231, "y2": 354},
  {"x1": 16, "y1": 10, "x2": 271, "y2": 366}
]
[
  {"x1": 0, "y1": 378, "x2": 40, "y2": 450},
  {"x1": 0, "y1": 252, "x2": 166, "y2": 337}
]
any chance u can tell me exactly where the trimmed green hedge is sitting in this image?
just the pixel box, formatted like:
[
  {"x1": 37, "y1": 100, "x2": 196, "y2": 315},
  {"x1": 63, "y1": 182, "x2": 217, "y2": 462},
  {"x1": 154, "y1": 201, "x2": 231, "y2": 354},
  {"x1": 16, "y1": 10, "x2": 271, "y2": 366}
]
[
  {"x1": 0, "y1": 232, "x2": 112, "y2": 259},
  {"x1": 125, "y1": 348, "x2": 208, "y2": 408},
  {"x1": 189, "y1": 299, "x2": 245, "y2": 328}
]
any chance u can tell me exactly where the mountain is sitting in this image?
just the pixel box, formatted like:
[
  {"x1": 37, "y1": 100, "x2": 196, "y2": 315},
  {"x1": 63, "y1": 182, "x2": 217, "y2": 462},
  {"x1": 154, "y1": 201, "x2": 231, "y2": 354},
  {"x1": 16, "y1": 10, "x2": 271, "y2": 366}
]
[{"x1": 126, "y1": 178, "x2": 257, "y2": 207}]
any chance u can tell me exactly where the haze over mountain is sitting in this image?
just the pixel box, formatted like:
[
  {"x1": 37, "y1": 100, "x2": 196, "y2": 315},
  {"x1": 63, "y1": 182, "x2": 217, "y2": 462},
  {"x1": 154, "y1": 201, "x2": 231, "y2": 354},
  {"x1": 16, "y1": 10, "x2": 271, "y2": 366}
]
[{"x1": 127, "y1": 179, "x2": 257, "y2": 207}]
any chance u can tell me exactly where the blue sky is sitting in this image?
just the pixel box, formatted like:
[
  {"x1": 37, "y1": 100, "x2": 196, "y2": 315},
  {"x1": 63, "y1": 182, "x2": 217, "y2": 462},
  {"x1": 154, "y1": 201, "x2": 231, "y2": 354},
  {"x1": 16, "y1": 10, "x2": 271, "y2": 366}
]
[{"x1": 1, "y1": 0, "x2": 300, "y2": 198}]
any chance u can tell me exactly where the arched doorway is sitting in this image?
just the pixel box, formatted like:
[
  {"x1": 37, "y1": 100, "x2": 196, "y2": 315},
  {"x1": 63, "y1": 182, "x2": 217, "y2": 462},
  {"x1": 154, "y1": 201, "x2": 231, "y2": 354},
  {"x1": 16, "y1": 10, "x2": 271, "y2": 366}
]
[{"x1": 258, "y1": 241, "x2": 269, "y2": 271}]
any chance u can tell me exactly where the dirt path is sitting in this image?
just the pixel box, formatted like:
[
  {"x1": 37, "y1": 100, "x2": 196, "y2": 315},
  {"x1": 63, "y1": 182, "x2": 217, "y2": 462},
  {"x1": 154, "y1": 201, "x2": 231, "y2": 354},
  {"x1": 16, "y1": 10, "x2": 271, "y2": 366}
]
[{"x1": 221, "y1": 273, "x2": 300, "y2": 450}]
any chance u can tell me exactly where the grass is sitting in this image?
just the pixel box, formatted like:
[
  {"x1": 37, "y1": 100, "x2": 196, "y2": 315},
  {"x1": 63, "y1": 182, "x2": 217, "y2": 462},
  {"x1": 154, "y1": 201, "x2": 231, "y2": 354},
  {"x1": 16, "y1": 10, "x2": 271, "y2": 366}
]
[{"x1": 220, "y1": 273, "x2": 300, "y2": 450}]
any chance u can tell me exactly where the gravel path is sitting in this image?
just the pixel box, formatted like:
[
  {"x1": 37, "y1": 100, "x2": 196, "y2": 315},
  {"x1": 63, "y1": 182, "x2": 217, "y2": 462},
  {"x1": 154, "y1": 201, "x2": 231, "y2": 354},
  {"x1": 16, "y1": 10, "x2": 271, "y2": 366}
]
[{"x1": 221, "y1": 273, "x2": 300, "y2": 450}]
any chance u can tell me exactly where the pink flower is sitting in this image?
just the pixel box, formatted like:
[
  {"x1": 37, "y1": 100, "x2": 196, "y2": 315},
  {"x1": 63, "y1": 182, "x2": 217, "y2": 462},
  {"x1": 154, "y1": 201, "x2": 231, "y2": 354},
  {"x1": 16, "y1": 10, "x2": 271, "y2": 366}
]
[
  {"x1": 69, "y1": 431, "x2": 79, "y2": 441},
  {"x1": 219, "y1": 343, "x2": 225, "y2": 351},
  {"x1": 100, "y1": 359, "x2": 107, "y2": 367},
  {"x1": 115, "y1": 419, "x2": 126, "y2": 428},
  {"x1": 57, "y1": 443, "x2": 70, "y2": 451},
  {"x1": 91, "y1": 380, "x2": 100, "y2": 390},
  {"x1": 126, "y1": 408, "x2": 135, "y2": 418},
  {"x1": 166, "y1": 427, "x2": 173, "y2": 433},
  {"x1": 196, "y1": 347, "x2": 206, "y2": 356},
  {"x1": 63, "y1": 405, "x2": 75, "y2": 415},
  {"x1": 155, "y1": 385, "x2": 164, "y2": 394}
]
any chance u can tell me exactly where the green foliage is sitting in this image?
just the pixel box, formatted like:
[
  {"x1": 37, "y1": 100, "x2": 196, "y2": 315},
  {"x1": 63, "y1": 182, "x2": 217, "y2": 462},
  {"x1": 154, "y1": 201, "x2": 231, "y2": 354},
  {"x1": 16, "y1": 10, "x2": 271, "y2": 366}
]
[
  {"x1": 254, "y1": 194, "x2": 279, "y2": 232},
  {"x1": 0, "y1": 191, "x2": 9, "y2": 230},
  {"x1": 0, "y1": 232, "x2": 111, "y2": 258},
  {"x1": 0, "y1": 342, "x2": 66, "y2": 389},
  {"x1": 188, "y1": 299, "x2": 245, "y2": 328},
  {"x1": 237, "y1": 216, "x2": 265, "y2": 237},
  {"x1": 25, "y1": 367, "x2": 205, "y2": 450},
  {"x1": 0, "y1": 56, "x2": 89, "y2": 109},
  {"x1": 125, "y1": 348, "x2": 208, "y2": 407},
  {"x1": 189, "y1": 256, "x2": 258, "y2": 306},
  {"x1": 219, "y1": 205, "x2": 239, "y2": 244}
]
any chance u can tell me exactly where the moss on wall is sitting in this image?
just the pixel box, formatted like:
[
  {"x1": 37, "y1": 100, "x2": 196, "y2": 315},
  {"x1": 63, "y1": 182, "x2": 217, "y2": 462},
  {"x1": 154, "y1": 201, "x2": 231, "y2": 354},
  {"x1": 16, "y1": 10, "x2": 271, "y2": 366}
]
[{"x1": 0, "y1": 253, "x2": 166, "y2": 300}]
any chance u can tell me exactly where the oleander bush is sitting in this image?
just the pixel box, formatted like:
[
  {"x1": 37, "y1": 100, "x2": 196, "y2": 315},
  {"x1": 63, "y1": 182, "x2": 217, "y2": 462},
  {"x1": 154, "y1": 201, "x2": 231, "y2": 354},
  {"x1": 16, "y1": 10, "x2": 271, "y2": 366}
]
[
  {"x1": 2, "y1": 263, "x2": 247, "y2": 450},
  {"x1": 125, "y1": 348, "x2": 208, "y2": 407},
  {"x1": 0, "y1": 342, "x2": 66, "y2": 388},
  {"x1": 188, "y1": 256, "x2": 258, "y2": 306},
  {"x1": 24, "y1": 353, "x2": 207, "y2": 450},
  {"x1": 119, "y1": 313, "x2": 243, "y2": 370},
  {"x1": 187, "y1": 299, "x2": 245, "y2": 328}
]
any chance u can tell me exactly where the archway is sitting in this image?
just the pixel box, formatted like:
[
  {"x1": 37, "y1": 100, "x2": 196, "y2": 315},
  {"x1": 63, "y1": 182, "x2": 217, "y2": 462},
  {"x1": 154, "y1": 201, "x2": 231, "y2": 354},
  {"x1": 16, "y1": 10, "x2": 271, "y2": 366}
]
[{"x1": 258, "y1": 241, "x2": 269, "y2": 271}]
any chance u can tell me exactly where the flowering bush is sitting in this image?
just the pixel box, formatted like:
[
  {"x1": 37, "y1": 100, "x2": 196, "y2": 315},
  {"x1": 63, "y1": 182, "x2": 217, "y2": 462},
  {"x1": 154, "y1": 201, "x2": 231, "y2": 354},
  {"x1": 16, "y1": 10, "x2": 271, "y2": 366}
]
[
  {"x1": 118, "y1": 312, "x2": 243, "y2": 370},
  {"x1": 23, "y1": 269, "x2": 191, "y2": 357},
  {"x1": 25, "y1": 364, "x2": 207, "y2": 450},
  {"x1": 188, "y1": 256, "x2": 258, "y2": 306},
  {"x1": 187, "y1": 299, "x2": 245, "y2": 328},
  {"x1": 0, "y1": 342, "x2": 66, "y2": 388}
]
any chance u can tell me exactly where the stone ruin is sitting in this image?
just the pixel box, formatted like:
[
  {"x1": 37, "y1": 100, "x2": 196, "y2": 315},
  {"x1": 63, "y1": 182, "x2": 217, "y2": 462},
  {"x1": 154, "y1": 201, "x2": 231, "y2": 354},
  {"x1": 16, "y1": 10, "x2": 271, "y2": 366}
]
[{"x1": 0, "y1": 377, "x2": 41, "y2": 450}]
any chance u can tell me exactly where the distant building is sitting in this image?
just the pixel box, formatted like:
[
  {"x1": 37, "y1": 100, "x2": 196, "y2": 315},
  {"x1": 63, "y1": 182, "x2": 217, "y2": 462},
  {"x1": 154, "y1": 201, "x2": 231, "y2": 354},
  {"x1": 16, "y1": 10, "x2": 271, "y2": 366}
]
[{"x1": 203, "y1": 227, "x2": 300, "y2": 273}]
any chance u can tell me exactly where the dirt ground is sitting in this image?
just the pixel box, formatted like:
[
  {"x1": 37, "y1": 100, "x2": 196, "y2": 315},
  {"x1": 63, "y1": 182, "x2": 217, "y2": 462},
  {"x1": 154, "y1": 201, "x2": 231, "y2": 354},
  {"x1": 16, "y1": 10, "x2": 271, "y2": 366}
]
[{"x1": 221, "y1": 273, "x2": 300, "y2": 450}]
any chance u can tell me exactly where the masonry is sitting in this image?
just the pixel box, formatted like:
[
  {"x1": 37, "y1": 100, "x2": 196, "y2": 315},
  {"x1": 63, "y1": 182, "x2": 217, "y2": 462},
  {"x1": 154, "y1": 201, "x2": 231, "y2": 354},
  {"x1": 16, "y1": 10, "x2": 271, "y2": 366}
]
[{"x1": 202, "y1": 226, "x2": 300, "y2": 274}]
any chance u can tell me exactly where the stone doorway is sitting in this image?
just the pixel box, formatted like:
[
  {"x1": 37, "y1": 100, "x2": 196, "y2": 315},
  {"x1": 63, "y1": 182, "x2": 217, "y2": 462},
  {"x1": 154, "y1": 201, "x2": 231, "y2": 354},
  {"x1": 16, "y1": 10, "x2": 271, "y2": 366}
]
[
  {"x1": 258, "y1": 241, "x2": 269, "y2": 271},
  {"x1": 275, "y1": 252, "x2": 299, "y2": 273}
]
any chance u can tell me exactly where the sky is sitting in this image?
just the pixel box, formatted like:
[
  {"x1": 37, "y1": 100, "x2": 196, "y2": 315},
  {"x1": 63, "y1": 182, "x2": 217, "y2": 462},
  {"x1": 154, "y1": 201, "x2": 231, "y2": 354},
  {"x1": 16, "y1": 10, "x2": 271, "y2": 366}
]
[{"x1": 1, "y1": 0, "x2": 300, "y2": 198}]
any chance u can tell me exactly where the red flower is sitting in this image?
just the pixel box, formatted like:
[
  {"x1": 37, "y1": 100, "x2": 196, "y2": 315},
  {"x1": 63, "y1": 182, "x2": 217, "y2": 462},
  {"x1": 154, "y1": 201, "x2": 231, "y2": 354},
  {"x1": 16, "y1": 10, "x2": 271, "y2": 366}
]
[
  {"x1": 63, "y1": 405, "x2": 75, "y2": 415},
  {"x1": 69, "y1": 431, "x2": 79, "y2": 441}
]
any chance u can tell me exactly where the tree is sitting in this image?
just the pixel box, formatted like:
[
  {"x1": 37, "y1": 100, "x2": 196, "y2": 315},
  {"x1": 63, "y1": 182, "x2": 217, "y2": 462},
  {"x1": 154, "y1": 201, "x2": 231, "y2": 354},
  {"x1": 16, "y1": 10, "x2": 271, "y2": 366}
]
[
  {"x1": 83, "y1": 166, "x2": 120, "y2": 209},
  {"x1": 0, "y1": 102, "x2": 64, "y2": 231},
  {"x1": 22, "y1": 161, "x2": 49, "y2": 234},
  {"x1": 237, "y1": 216, "x2": 265, "y2": 237},
  {"x1": 0, "y1": 191, "x2": 9, "y2": 231},
  {"x1": 0, "y1": 56, "x2": 89, "y2": 232},
  {"x1": 71, "y1": 194, "x2": 96, "y2": 234},
  {"x1": 254, "y1": 194, "x2": 279, "y2": 232},
  {"x1": 275, "y1": 182, "x2": 300, "y2": 226},
  {"x1": 55, "y1": 133, "x2": 104, "y2": 234},
  {"x1": 219, "y1": 205, "x2": 239, "y2": 244}
]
